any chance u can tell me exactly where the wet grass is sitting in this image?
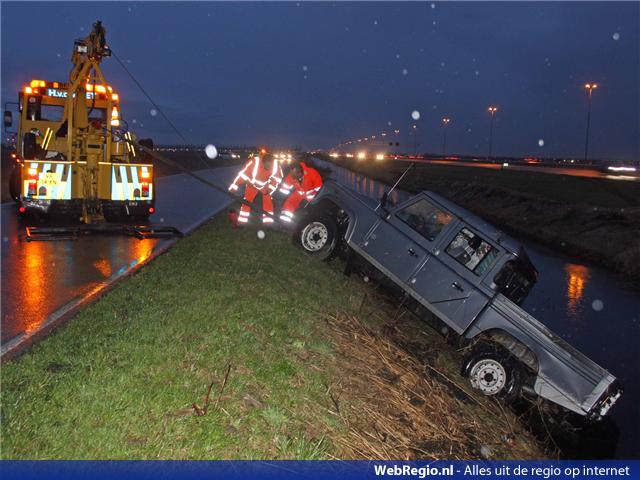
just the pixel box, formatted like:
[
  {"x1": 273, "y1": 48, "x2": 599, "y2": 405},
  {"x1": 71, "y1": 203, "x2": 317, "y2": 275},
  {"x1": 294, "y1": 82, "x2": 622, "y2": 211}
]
[{"x1": 1, "y1": 214, "x2": 547, "y2": 459}]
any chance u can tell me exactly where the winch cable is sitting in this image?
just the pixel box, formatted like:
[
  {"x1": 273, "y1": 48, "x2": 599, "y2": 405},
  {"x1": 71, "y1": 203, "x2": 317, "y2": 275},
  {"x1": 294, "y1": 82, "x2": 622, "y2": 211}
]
[
  {"x1": 111, "y1": 50, "x2": 214, "y2": 172},
  {"x1": 110, "y1": 50, "x2": 281, "y2": 222},
  {"x1": 115, "y1": 134, "x2": 281, "y2": 222}
]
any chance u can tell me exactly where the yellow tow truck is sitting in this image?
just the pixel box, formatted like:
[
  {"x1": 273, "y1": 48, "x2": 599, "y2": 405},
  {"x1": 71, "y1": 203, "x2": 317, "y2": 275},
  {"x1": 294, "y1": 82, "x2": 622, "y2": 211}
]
[{"x1": 6, "y1": 21, "x2": 164, "y2": 237}]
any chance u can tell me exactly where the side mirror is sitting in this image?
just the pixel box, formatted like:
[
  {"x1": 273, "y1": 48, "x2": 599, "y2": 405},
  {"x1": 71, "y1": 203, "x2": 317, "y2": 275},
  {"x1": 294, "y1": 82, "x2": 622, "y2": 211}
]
[{"x1": 4, "y1": 110, "x2": 12, "y2": 128}]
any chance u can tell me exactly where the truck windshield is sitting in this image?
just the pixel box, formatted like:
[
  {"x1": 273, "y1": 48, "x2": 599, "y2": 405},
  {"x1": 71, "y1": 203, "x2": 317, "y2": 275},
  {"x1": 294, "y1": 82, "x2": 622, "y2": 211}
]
[{"x1": 494, "y1": 260, "x2": 537, "y2": 305}]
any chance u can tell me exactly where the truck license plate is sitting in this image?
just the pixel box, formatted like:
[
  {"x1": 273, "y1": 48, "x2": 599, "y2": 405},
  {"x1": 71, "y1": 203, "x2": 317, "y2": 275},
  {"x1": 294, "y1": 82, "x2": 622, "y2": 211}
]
[{"x1": 39, "y1": 172, "x2": 59, "y2": 187}]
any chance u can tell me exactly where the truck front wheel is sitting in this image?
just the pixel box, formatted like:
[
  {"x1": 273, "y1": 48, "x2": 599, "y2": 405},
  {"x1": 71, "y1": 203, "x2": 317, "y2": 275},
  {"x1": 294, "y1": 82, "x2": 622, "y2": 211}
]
[
  {"x1": 461, "y1": 348, "x2": 523, "y2": 403},
  {"x1": 296, "y1": 214, "x2": 338, "y2": 261}
]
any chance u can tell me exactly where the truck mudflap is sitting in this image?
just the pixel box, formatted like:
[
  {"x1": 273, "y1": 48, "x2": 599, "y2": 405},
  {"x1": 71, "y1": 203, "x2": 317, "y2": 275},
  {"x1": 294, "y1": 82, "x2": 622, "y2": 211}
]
[{"x1": 466, "y1": 294, "x2": 622, "y2": 418}]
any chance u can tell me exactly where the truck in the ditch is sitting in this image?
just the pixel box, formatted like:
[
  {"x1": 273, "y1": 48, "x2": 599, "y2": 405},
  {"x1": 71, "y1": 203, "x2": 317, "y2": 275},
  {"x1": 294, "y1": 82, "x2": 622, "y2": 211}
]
[{"x1": 293, "y1": 178, "x2": 622, "y2": 420}]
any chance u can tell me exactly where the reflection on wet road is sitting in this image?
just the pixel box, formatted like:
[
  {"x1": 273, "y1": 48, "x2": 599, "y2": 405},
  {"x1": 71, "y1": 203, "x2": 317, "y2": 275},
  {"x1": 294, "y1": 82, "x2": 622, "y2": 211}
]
[
  {"x1": 315, "y1": 157, "x2": 640, "y2": 458},
  {"x1": 1, "y1": 167, "x2": 236, "y2": 352}
]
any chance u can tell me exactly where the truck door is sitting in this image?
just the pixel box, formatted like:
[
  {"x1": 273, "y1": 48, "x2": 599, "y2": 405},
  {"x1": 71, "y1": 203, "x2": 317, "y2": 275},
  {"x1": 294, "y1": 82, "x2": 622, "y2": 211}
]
[
  {"x1": 411, "y1": 226, "x2": 500, "y2": 334},
  {"x1": 358, "y1": 196, "x2": 453, "y2": 285}
]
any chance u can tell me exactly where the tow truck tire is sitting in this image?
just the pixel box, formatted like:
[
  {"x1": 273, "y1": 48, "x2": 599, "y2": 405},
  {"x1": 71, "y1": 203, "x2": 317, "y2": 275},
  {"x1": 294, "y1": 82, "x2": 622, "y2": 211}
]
[
  {"x1": 461, "y1": 347, "x2": 523, "y2": 403},
  {"x1": 296, "y1": 213, "x2": 338, "y2": 261}
]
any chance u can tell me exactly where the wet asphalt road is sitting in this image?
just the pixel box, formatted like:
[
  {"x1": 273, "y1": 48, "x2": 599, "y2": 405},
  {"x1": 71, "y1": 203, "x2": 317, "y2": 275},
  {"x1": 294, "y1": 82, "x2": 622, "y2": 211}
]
[{"x1": 1, "y1": 166, "x2": 237, "y2": 354}]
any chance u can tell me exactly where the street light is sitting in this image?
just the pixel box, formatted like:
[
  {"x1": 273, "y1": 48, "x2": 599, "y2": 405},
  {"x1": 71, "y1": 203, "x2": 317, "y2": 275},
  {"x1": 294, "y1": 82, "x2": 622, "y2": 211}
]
[
  {"x1": 584, "y1": 83, "x2": 598, "y2": 162},
  {"x1": 487, "y1": 106, "x2": 498, "y2": 161},
  {"x1": 412, "y1": 124, "x2": 418, "y2": 155},
  {"x1": 442, "y1": 117, "x2": 451, "y2": 156}
]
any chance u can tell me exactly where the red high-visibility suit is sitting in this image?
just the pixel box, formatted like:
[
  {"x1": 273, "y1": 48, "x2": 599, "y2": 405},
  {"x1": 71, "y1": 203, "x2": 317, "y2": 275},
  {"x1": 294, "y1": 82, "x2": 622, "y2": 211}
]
[
  {"x1": 229, "y1": 156, "x2": 283, "y2": 224},
  {"x1": 279, "y1": 162, "x2": 323, "y2": 223}
]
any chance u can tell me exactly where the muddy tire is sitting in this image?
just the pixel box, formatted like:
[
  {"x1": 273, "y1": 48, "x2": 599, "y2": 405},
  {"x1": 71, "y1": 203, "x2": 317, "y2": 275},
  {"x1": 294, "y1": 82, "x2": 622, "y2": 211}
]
[
  {"x1": 461, "y1": 347, "x2": 523, "y2": 403},
  {"x1": 296, "y1": 213, "x2": 338, "y2": 261}
]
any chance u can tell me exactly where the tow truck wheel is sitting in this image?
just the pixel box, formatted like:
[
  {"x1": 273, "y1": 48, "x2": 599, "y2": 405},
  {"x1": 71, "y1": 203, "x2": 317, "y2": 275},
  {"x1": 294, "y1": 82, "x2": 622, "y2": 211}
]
[
  {"x1": 296, "y1": 214, "x2": 338, "y2": 261},
  {"x1": 461, "y1": 348, "x2": 523, "y2": 403}
]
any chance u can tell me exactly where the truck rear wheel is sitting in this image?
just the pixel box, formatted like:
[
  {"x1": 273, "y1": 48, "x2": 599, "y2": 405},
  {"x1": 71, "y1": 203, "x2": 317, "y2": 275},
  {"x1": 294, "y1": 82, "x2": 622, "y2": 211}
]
[
  {"x1": 461, "y1": 347, "x2": 523, "y2": 403},
  {"x1": 296, "y1": 213, "x2": 338, "y2": 261}
]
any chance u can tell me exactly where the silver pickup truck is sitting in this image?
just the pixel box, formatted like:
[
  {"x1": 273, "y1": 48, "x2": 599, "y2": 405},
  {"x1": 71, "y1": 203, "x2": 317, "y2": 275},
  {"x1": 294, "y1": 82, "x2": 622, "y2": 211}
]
[{"x1": 293, "y1": 178, "x2": 622, "y2": 419}]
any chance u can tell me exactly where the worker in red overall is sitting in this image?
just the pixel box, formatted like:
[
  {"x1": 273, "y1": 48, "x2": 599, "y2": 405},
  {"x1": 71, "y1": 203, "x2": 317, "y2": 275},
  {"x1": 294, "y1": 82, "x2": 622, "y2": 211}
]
[
  {"x1": 279, "y1": 161, "x2": 323, "y2": 224},
  {"x1": 229, "y1": 150, "x2": 283, "y2": 225}
]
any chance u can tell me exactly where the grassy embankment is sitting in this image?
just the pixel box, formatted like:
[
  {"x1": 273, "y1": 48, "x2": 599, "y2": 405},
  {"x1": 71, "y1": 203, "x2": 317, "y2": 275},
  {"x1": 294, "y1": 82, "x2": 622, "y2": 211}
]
[
  {"x1": 1, "y1": 214, "x2": 546, "y2": 460},
  {"x1": 322, "y1": 156, "x2": 640, "y2": 284}
]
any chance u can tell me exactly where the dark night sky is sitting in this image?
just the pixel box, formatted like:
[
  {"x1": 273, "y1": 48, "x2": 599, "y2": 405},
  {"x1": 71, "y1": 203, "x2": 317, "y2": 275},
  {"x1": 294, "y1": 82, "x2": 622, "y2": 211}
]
[{"x1": 2, "y1": 1, "x2": 639, "y2": 161}]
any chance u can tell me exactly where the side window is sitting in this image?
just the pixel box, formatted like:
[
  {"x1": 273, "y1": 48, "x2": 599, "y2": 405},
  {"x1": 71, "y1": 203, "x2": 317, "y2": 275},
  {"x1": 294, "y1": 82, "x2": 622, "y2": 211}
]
[
  {"x1": 445, "y1": 228, "x2": 499, "y2": 275},
  {"x1": 396, "y1": 198, "x2": 453, "y2": 241}
]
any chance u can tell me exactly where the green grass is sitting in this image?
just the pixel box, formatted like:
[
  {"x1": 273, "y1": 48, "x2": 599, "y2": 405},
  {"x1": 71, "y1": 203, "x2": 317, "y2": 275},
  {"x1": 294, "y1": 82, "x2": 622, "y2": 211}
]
[{"x1": 1, "y1": 214, "x2": 371, "y2": 459}]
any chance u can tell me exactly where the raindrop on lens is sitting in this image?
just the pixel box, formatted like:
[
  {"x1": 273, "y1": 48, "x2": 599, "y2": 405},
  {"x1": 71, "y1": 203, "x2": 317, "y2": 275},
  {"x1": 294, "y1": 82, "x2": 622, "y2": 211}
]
[
  {"x1": 411, "y1": 110, "x2": 420, "y2": 121},
  {"x1": 150, "y1": 109, "x2": 157, "y2": 117},
  {"x1": 402, "y1": 68, "x2": 408, "y2": 76},
  {"x1": 538, "y1": 139, "x2": 544, "y2": 147},
  {"x1": 612, "y1": 32, "x2": 620, "y2": 41},
  {"x1": 205, "y1": 144, "x2": 218, "y2": 159},
  {"x1": 592, "y1": 299, "x2": 604, "y2": 312}
]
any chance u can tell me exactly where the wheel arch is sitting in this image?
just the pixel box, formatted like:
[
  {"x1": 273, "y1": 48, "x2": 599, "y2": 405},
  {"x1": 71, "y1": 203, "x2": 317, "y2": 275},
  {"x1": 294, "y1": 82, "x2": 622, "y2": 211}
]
[{"x1": 467, "y1": 328, "x2": 539, "y2": 374}]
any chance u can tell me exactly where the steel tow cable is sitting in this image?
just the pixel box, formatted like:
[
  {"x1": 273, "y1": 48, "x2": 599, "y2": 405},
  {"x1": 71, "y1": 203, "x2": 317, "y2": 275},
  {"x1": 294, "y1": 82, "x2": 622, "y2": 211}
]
[{"x1": 110, "y1": 48, "x2": 281, "y2": 222}]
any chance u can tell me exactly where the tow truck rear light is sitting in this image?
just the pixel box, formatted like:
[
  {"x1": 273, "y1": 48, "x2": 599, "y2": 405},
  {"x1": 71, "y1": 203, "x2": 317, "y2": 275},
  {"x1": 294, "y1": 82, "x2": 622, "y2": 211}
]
[
  {"x1": 19, "y1": 206, "x2": 26, "y2": 213},
  {"x1": 30, "y1": 80, "x2": 46, "y2": 88},
  {"x1": 112, "y1": 93, "x2": 119, "y2": 101},
  {"x1": 24, "y1": 86, "x2": 33, "y2": 94},
  {"x1": 148, "y1": 207, "x2": 155, "y2": 214}
]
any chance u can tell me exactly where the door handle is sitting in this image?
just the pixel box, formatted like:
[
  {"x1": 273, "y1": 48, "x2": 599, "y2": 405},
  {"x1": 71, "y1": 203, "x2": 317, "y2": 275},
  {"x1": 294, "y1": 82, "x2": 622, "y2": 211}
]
[
  {"x1": 407, "y1": 247, "x2": 418, "y2": 257},
  {"x1": 451, "y1": 281, "x2": 464, "y2": 292}
]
